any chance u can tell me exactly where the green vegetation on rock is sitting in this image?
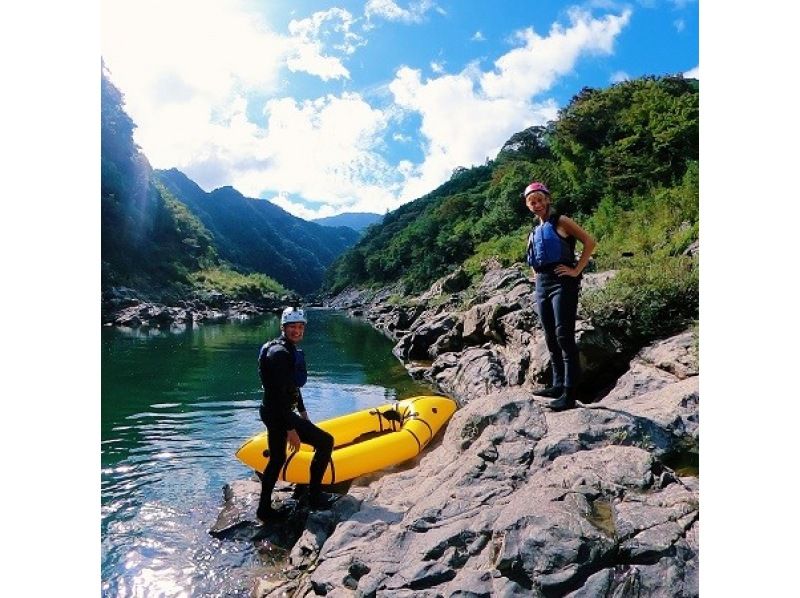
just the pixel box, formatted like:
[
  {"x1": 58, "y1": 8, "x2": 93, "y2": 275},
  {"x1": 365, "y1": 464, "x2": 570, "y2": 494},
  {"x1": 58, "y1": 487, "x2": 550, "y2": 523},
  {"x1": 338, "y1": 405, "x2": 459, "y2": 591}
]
[
  {"x1": 580, "y1": 256, "x2": 698, "y2": 343},
  {"x1": 188, "y1": 268, "x2": 288, "y2": 300},
  {"x1": 582, "y1": 161, "x2": 699, "y2": 270}
]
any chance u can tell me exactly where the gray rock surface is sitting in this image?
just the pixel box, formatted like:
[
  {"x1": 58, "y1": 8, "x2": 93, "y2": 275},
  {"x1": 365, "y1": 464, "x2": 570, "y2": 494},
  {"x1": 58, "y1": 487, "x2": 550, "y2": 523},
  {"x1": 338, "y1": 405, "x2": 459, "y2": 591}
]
[
  {"x1": 215, "y1": 265, "x2": 699, "y2": 596},
  {"x1": 372, "y1": 267, "x2": 627, "y2": 398}
]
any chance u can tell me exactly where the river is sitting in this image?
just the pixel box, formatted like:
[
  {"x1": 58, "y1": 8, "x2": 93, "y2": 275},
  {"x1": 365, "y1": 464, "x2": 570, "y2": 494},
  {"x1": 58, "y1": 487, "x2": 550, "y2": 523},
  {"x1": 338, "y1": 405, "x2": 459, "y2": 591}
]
[{"x1": 101, "y1": 309, "x2": 431, "y2": 597}]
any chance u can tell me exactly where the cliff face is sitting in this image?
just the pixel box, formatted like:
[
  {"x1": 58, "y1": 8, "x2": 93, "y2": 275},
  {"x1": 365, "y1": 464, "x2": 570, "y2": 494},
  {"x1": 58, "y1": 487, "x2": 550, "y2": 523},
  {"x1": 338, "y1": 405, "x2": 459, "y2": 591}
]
[{"x1": 217, "y1": 264, "x2": 699, "y2": 597}]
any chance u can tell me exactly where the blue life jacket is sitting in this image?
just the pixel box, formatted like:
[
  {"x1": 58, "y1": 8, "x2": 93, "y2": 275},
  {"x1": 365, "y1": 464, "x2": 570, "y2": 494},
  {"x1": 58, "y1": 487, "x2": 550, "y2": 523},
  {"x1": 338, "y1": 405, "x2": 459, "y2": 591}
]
[
  {"x1": 259, "y1": 337, "x2": 307, "y2": 388},
  {"x1": 526, "y1": 213, "x2": 576, "y2": 272}
]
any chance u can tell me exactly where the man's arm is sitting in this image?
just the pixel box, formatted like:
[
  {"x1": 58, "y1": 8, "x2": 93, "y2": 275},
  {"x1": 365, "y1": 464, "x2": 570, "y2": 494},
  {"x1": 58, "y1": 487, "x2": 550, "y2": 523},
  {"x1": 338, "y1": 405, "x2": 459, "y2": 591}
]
[{"x1": 296, "y1": 390, "x2": 308, "y2": 420}]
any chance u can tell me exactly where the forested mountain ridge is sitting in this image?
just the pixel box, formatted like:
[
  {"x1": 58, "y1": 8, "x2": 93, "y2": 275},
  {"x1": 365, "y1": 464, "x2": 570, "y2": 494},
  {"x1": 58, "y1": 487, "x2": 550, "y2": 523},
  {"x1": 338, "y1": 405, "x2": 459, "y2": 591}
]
[
  {"x1": 155, "y1": 169, "x2": 360, "y2": 293},
  {"x1": 101, "y1": 66, "x2": 359, "y2": 297},
  {"x1": 101, "y1": 66, "x2": 217, "y2": 295},
  {"x1": 325, "y1": 75, "x2": 699, "y2": 299}
]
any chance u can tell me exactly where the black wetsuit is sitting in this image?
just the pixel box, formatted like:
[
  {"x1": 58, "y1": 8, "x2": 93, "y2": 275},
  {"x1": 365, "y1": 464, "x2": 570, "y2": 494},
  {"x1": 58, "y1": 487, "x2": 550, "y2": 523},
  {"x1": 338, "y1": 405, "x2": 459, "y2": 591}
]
[
  {"x1": 529, "y1": 213, "x2": 582, "y2": 390},
  {"x1": 257, "y1": 335, "x2": 333, "y2": 513}
]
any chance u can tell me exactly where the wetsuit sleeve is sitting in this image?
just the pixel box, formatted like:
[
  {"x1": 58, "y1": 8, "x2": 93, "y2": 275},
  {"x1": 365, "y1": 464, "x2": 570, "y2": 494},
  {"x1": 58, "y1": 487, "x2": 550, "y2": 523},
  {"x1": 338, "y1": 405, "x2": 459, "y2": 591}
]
[
  {"x1": 258, "y1": 345, "x2": 269, "y2": 389},
  {"x1": 296, "y1": 390, "x2": 306, "y2": 415}
]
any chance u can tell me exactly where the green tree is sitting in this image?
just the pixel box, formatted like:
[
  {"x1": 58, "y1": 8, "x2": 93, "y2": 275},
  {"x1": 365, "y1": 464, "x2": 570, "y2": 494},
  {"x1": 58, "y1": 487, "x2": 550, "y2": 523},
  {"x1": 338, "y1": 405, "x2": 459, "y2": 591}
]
[{"x1": 550, "y1": 76, "x2": 698, "y2": 213}]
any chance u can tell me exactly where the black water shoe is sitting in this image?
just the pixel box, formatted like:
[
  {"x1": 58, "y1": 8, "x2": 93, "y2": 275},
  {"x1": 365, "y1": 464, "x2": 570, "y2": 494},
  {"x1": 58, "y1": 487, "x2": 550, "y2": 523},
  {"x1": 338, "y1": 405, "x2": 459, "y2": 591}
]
[
  {"x1": 533, "y1": 386, "x2": 564, "y2": 398},
  {"x1": 256, "y1": 505, "x2": 280, "y2": 523},
  {"x1": 548, "y1": 389, "x2": 577, "y2": 412}
]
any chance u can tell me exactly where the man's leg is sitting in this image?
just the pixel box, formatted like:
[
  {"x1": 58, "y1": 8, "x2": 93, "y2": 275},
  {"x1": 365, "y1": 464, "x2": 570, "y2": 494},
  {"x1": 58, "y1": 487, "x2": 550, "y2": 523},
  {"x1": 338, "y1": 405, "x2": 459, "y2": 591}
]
[
  {"x1": 258, "y1": 424, "x2": 287, "y2": 520},
  {"x1": 291, "y1": 415, "x2": 334, "y2": 507}
]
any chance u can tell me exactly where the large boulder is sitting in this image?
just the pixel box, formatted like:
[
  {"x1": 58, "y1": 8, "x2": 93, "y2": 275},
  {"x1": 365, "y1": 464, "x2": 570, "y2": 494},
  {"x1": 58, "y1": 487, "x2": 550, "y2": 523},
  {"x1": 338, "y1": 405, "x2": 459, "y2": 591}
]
[
  {"x1": 534, "y1": 332, "x2": 700, "y2": 463},
  {"x1": 441, "y1": 268, "x2": 471, "y2": 293},
  {"x1": 431, "y1": 347, "x2": 507, "y2": 403},
  {"x1": 326, "y1": 288, "x2": 367, "y2": 310},
  {"x1": 398, "y1": 312, "x2": 461, "y2": 361},
  {"x1": 103, "y1": 286, "x2": 144, "y2": 309}
]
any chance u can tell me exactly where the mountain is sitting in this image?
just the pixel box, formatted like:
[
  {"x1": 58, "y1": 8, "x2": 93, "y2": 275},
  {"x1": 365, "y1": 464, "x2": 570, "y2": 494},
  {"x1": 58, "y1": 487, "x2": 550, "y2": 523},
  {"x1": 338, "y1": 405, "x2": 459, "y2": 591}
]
[
  {"x1": 101, "y1": 65, "x2": 217, "y2": 293},
  {"x1": 154, "y1": 170, "x2": 360, "y2": 293},
  {"x1": 312, "y1": 212, "x2": 382, "y2": 233},
  {"x1": 101, "y1": 65, "x2": 360, "y2": 296}
]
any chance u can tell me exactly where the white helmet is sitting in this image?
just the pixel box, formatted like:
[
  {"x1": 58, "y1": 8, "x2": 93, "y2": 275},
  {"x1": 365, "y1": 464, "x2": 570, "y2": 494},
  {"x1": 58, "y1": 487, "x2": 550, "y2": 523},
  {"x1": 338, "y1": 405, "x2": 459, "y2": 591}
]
[{"x1": 281, "y1": 306, "x2": 307, "y2": 326}]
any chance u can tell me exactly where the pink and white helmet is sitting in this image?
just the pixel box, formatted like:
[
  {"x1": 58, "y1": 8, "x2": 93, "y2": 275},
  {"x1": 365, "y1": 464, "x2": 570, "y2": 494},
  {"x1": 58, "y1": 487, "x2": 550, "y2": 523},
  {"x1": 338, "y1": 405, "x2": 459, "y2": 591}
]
[{"x1": 523, "y1": 181, "x2": 550, "y2": 197}]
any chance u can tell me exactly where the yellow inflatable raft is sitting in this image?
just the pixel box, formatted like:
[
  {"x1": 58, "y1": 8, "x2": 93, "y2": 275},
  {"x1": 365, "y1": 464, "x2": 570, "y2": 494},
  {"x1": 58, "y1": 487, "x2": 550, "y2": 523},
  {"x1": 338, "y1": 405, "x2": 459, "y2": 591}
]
[{"x1": 235, "y1": 395, "x2": 458, "y2": 484}]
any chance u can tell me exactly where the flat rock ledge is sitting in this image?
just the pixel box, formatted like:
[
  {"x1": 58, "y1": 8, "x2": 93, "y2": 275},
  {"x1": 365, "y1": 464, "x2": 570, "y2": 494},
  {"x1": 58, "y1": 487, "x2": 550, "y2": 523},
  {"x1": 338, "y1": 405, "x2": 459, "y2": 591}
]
[{"x1": 216, "y1": 266, "x2": 698, "y2": 597}]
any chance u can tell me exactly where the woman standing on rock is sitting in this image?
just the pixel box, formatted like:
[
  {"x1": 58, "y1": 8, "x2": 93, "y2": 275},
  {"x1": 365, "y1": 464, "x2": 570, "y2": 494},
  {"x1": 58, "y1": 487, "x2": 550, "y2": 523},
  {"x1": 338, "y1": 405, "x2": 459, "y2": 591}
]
[{"x1": 524, "y1": 181, "x2": 596, "y2": 411}]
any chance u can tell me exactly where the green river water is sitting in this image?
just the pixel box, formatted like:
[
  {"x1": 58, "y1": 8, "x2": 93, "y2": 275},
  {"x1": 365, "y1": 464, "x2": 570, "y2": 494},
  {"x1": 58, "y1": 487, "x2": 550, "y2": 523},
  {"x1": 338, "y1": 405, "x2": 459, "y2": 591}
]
[{"x1": 101, "y1": 309, "x2": 431, "y2": 597}]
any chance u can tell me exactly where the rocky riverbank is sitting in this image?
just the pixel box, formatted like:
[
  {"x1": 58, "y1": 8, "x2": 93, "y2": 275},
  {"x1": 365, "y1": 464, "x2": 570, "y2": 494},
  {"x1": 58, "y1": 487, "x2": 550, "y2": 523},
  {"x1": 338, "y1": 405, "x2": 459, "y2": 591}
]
[
  {"x1": 213, "y1": 263, "x2": 699, "y2": 597},
  {"x1": 102, "y1": 286, "x2": 298, "y2": 329}
]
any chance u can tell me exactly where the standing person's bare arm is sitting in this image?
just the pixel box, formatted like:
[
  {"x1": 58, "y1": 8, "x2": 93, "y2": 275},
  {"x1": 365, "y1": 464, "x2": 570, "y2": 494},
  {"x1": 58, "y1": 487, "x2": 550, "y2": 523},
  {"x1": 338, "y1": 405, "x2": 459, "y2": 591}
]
[{"x1": 554, "y1": 217, "x2": 597, "y2": 278}]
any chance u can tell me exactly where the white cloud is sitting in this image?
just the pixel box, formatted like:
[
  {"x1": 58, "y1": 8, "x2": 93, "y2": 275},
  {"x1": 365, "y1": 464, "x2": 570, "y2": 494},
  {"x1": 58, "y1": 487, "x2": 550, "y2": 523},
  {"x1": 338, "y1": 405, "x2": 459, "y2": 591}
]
[
  {"x1": 389, "y1": 8, "x2": 631, "y2": 200},
  {"x1": 430, "y1": 61, "x2": 445, "y2": 74},
  {"x1": 611, "y1": 70, "x2": 630, "y2": 82},
  {"x1": 286, "y1": 8, "x2": 366, "y2": 79},
  {"x1": 390, "y1": 67, "x2": 559, "y2": 201},
  {"x1": 159, "y1": 94, "x2": 270, "y2": 192},
  {"x1": 684, "y1": 65, "x2": 699, "y2": 79},
  {"x1": 270, "y1": 193, "x2": 338, "y2": 221},
  {"x1": 674, "y1": 18, "x2": 685, "y2": 32},
  {"x1": 481, "y1": 8, "x2": 631, "y2": 100},
  {"x1": 365, "y1": 0, "x2": 438, "y2": 24},
  {"x1": 102, "y1": 0, "x2": 289, "y2": 168},
  {"x1": 290, "y1": 8, "x2": 365, "y2": 55},
  {"x1": 286, "y1": 44, "x2": 350, "y2": 81},
  {"x1": 223, "y1": 93, "x2": 404, "y2": 218},
  {"x1": 472, "y1": 31, "x2": 486, "y2": 42}
]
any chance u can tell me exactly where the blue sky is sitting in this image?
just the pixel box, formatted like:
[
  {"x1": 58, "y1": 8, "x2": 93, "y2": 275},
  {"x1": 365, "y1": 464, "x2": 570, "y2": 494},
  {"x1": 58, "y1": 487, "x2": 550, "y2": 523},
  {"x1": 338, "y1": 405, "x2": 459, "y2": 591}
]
[{"x1": 101, "y1": 0, "x2": 698, "y2": 219}]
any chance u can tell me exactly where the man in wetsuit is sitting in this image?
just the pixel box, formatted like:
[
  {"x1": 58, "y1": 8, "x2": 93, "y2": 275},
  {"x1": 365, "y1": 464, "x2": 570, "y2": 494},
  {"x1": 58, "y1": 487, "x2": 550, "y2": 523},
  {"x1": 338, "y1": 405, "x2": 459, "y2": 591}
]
[{"x1": 256, "y1": 307, "x2": 334, "y2": 521}]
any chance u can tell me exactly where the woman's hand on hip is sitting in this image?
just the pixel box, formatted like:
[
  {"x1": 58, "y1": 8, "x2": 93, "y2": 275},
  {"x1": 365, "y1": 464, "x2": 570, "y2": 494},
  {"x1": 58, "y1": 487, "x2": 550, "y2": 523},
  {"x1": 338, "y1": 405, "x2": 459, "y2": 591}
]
[
  {"x1": 554, "y1": 265, "x2": 580, "y2": 277},
  {"x1": 287, "y1": 429, "x2": 301, "y2": 451}
]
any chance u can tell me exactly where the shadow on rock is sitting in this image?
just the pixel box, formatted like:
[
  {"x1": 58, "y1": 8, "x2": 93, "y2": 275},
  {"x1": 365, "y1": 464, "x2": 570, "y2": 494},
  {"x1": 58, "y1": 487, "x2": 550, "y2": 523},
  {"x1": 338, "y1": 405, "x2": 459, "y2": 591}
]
[{"x1": 208, "y1": 479, "x2": 360, "y2": 551}]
